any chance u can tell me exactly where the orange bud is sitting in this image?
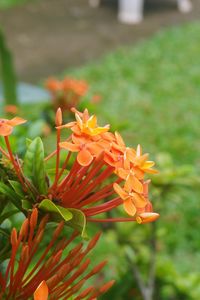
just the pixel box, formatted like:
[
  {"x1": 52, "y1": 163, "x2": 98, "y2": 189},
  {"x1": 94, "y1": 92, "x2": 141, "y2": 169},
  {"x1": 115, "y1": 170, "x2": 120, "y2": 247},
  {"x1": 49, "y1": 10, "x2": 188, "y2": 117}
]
[
  {"x1": 90, "y1": 260, "x2": 107, "y2": 275},
  {"x1": 11, "y1": 228, "x2": 18, "y2": 246},
  {"x1": 86, "y1": 232, "x2": 101, "y2": 251},
  {"x1": 53, "y1": 221, "x2": 64, "y2": 239},
  {"x1": 30, "y1": 208, "x2": 38, "y2": 229},
  {"x1": 77, "y1": 286, "x2": 94, "y2": 298},
  {"x1": 21, "y1": 245, "x2": 29, "y2": 264},
  {"x1": 99, "y1": 280, "x2": 115, "y2": 294},
  {"x1": 34, "y1": 280, "x2": 48, "y2": 300},
  {"x1": 19, "y1": 219, "x2": 29, "y2": 239},
  {"x1": 136, "y1": 212, "x2": 159, "y2": 224},
  {"x1": 55, "y1": 108, "x2": 63, "y2": 126}
]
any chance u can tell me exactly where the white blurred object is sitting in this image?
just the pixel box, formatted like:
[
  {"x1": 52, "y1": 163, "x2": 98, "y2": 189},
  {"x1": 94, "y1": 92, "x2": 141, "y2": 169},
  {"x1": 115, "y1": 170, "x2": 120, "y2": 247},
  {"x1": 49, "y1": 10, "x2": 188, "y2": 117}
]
[
  {"x1": 89, "y1": 0, "x2": 101, "y2": 8},
  {"x1": 177, "y1": 0, "x2": 193, "y2": 12},
  {"x1": 89, "y1": 0, "x2": 193, "y2": 24},
  {"x1": 118, "y1": 0, "x2": 144, "y2": 24}
]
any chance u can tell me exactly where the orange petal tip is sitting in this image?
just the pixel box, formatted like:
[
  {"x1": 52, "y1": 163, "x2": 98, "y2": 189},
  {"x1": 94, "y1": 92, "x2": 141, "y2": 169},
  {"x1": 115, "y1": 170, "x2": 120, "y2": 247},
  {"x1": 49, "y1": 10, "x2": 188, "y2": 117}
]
[
  {"x1": 34, "y1": 280, "x2": 48, "y2": 300},
  {"x1": 136, "y1": 212, "x2": 159, "y2": 224}
]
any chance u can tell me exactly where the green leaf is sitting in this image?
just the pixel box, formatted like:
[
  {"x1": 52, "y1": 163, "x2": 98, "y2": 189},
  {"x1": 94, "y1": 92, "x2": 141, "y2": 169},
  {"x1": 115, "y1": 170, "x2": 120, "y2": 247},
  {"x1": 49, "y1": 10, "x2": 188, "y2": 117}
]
[
  {"x1": 22, "y1": 199, "x2": 32, "y2": 211},
  {"x1": 23, "y1": 137, "x2": 47, "y2": 194},
  {"x1": 0, "y1": 209, "x2": 18, "y2": 224},
  {"x1": 39, "y1": 199, "x2": 73, "y2": 222},
  {"x1": 0, "y1": 182, "x2": 21, "y2": 210},
  {"x1": 67, "y1": 208, "x2": 88, "y2": 239},
  {"x1": 38, "y1": 200, "x2": 87, "y2": 238},
  {"x1": 26, "y1": 138, "x2": 32, "y2": 147},
  {"x1": 9, "y1": 180, "x2": 24, "y2": 198}
]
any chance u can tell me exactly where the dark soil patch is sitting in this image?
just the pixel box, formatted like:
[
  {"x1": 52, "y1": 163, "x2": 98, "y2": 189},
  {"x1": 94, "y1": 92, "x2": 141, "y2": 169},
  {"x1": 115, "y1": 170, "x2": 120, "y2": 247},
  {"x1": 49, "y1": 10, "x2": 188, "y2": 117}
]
[{"x1": 0, "y1": 0, "x2": 199, "y2": 83}]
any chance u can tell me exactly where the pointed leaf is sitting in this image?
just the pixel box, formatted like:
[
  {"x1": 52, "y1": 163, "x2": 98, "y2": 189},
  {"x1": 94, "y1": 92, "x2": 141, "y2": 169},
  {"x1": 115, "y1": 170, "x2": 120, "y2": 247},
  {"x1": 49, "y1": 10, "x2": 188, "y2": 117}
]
[
  {"x1": 23, "y1": 137, "x2": 47, "y2": 194},
  {"x1": 9, "y1": 180, "x2": 25, "y2": 198},
  {"x1": 67, "y1": 208, "x2": 87, "y2": 239},
  {"x1": 0, "y1": 209, "x2": 18, "y2": 224},
  {"x1": 39, "y1": 199, "x2": 73, "y2": 222},
  {"x1": 0, "y1": 182, "x2": 21, "y2": 210},
  {"x1": 22, "y1": 199, "x2": 32, "y2": 211}
]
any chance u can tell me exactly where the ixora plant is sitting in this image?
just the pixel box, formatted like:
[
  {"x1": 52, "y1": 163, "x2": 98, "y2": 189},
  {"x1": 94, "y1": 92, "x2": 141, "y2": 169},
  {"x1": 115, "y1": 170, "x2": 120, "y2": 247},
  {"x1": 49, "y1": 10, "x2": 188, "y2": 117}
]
[
  {"x1": 46, "y1": 77, "x2": 88, "y2": 113},
  {"x1": 0, "y1": 108, "x2": 159, "y2": 299}
]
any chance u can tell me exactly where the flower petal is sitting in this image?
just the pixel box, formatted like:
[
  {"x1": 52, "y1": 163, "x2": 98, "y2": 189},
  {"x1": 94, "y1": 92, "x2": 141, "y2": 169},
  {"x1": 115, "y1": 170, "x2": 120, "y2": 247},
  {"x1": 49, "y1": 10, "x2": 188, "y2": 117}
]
[
  {"x1": 0, "y1": 124, "x2": 13, "y2": 136},
  {"x1": 132, "y1": 193, "x2": 147, "y2": 208},
  {"x1": 34, "y1": 280, "x2": 48, "y2": 300},
  {"x1": 87, "y1": 115, "x2": 97, "y2": 128},
  {"x1": 115, "y1": 132, "x2": 125, "y2": 147},
  {"x1": 77, "y1": 149, "x2": 93, "y2": 166},
  {"x1": 123, "y1": 198, "x2": 136, "y2": 216},
  {"x1": 113, "y1": 183, "x2": 128, "y2": 200},
  {"x1": 59, "y1": 142, "x2": 80, "y2": 152},
  {"x1": 8, "y1": 117, "x2": 27, "y2": 126},
  {"x1": 125, "y1": 174, "x2": 143, "y2": 194}
]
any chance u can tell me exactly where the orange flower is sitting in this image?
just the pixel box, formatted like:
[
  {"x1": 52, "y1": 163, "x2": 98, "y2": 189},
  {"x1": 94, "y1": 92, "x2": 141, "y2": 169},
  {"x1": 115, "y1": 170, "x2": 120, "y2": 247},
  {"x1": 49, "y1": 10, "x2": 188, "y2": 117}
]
[
  {"x1": 46, "y1": 78, "x2": 62, "y2": 92},
  {"x1": 58, "y1": 109, "x2": 110, "y2": 138},
  {"x1": 0, "y1": 117, "x2": 26, "y2": 136},
  {"x1": 116, "y1": 167, "x2": 144, "y2": 194},
  {"x1": 4, "y1": 105, "x2": 19, "y2": 115},
  {"x1": 60, "y1": 135, "x2": 110, "y2": 166},
  {"x1": 113, "y1": 183, "x2": 147, "y2": 216},
  {"x1": 62, "y1": 78, "x2": 88, "y2": 97},
  {"x1": 128, "y1": 145, "x2": 158, "y2": 178}
]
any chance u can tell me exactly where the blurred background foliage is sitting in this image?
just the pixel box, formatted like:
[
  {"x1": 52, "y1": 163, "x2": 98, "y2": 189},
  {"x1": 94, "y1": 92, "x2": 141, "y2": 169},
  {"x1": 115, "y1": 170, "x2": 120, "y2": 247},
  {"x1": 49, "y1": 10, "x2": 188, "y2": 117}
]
[{"x1": 0, "y1": 5, "x2": 200, "y2": 298}]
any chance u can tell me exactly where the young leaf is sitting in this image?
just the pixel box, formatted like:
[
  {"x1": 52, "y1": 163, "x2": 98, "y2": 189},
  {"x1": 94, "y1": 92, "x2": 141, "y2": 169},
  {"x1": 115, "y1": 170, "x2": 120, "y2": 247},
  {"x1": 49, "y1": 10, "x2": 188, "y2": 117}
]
[
  {"x1": 22, "y1": 199, "x2": 32, "y2": 211},
  {"x1": 23, "y1": 137, "x2": 47, "y2": 194},
  {"x1": 39, "y1": 199, "x2": 73, "y2": 222},
  {"x1": 67, "y1": 208, "x2": 88, "y2": 239},
  {"x1": 0, "y1": 209, "x2": 18, "y2": 225},
  {"x1": 38, "y1": 200, "x2": 87, "y2": 237},
  {"x1": 9, "y1": 180, "x2": 25, "y2": 198},
  {"x1": 0, "y1": 182, "x2": 22, "y2": 210}
]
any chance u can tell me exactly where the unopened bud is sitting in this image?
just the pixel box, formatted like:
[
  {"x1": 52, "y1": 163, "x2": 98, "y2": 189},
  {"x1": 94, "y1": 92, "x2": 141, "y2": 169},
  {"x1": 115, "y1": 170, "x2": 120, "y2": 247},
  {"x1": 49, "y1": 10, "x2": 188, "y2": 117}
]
[
  {"x1": 99, "y1": 280, "x2": 115, "y2": 294},
  {"x1": 19, "y1": 218, "x2": 29, "y2": 240},
  {"x1": 11, "y1": 228, "x2": 18, "y2": 246},
  {"x1": 78, "y1": 286, "x2": 94, "y2": 298},
  {"x1": 55, "y1": 108, "x2": 62, "y2": 126},
  {"x1": 21, "y1": 245, "x2": 29, "y2": 264},
  {"x1": 136, "y1": 212, "x2": 159, "y2": 224},
  {"x1": 86, "y1": 232, "x2": 101, "y2": 252},
  {"x1": 53, "y1": 221, "x2": 64, "y2": 239},
  {"x1": 30, "y1": 208, "x2": 38, "y2": 229},
  {"x1": 90, "y1": 261, "x2": 107, "y2": 275}
]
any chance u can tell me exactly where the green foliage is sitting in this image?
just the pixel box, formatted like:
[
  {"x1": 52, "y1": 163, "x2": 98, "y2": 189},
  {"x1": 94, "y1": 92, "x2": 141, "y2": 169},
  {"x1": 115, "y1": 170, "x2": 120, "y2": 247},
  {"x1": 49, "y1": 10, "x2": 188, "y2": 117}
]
[
  {"x1": 61, "y1": 21, "x2": 200, "y2": 299},
  {"x1": 0, "y1": 0, "x2": 28, "y2": 9},
  {"x1": 0, "y1": 28, "x2": 18, "y2": 106},
  {"x1": 0, "y1": 182, "x2": 22, "y2": 210},
  {"x1": 23, "y1": 137, "x2": 48, "y2": 194},
  {"x1": 68, "y1": 21, "x2": 200, "y2": 165},
  {"x1": 39, "y1": 200, "x2": 87, "y2": 238}
]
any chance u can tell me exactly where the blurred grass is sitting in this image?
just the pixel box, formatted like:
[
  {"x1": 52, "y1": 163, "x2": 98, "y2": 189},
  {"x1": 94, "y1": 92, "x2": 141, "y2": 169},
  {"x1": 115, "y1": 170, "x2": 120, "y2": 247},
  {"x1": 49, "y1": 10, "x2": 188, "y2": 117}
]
[
  {"x1": 0, "y1": 0, "x2": 28, "y2": 9},
  {"x1": 67, "y1": 21, "x2": 200, "y2": 166}
]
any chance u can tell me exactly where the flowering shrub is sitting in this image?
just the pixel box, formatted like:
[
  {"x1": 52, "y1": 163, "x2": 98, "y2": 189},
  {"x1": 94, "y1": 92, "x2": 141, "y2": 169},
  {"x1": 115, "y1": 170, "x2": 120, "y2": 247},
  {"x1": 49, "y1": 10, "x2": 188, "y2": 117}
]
[
  {"x1": 46, "y1": 77, "x2": 88, "y2": 113},
  {"x1": 0, "y1": 108, "x2": 159, "y2": 299}
]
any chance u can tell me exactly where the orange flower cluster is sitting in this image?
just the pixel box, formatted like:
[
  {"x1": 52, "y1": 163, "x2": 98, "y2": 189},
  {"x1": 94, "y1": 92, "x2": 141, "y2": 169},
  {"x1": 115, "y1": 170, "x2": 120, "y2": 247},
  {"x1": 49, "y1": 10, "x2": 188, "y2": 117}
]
[
  {"x1": 0, "y1": 209, "x2": 114, "y2": 300},
  {"x1": 0, "y1": 108, "x2": 159, "y2": 224},
  {"x1": 55, "y1": 108, "x2": 159, "y2": 223},
  {"x1": 46, "y1": 77, "x2": 88, "y2": 112}
]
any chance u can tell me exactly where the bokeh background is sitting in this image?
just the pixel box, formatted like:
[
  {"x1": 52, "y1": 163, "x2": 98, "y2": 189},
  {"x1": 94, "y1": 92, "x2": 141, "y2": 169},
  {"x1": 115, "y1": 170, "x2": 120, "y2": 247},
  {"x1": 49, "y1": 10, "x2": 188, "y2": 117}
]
[{"x1": 1, "y1": 0, "x2": 200, "y2": 299}]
